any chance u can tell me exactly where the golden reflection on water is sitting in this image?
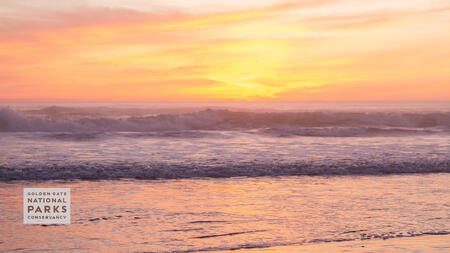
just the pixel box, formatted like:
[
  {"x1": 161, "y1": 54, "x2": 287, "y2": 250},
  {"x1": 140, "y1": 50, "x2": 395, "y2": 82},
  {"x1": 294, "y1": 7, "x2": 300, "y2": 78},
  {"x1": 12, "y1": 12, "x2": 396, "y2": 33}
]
[{"x1": 0, "y1": 174, "x2": 449, "y2": 252}]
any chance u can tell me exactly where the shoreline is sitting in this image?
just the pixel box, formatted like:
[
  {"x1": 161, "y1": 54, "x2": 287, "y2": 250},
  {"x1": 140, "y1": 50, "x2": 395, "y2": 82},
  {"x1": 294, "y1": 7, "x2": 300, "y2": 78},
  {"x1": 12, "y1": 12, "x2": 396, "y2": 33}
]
[
  {"x1": 1, "y1": 174, "x2": 448, "y2": 252},
  {"x1": 231, "y1": 234, "x2": 450, "y2": 252}
]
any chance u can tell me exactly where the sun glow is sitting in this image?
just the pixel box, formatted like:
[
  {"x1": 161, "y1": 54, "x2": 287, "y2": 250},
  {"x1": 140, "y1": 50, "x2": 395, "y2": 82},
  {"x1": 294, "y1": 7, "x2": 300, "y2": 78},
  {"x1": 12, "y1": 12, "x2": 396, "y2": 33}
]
[{"x1": 1, "y1": 0, "x2": 449, "y2": 101}]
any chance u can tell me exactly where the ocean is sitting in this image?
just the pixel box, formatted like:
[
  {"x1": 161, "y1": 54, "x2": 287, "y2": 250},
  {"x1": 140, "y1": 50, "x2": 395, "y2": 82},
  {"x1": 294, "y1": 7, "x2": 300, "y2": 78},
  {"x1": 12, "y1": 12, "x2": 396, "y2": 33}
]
[{"x1": 0, "y1": 101, "x2": 449, "y2": 251}]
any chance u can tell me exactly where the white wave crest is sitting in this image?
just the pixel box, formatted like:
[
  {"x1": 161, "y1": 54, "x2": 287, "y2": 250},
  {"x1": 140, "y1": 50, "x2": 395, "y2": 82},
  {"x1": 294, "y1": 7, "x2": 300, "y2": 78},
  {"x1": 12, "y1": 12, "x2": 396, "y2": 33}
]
[{"x1": 1, "y1": 107, "x2": 449, "y2": 135}]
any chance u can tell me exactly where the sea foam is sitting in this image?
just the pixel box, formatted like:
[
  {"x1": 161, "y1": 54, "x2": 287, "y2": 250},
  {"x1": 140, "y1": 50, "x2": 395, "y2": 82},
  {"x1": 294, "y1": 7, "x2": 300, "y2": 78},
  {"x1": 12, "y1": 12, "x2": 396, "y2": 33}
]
[{"x1": 1, "y1": 107, "x2": 449, "y2": 136}]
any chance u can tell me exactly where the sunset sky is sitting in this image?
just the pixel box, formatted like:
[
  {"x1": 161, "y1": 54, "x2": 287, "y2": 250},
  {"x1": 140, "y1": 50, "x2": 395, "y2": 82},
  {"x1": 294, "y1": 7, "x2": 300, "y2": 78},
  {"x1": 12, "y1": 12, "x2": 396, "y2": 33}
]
[{"x1": 1, "y1": 0, "x2": 449, "y2": 101}]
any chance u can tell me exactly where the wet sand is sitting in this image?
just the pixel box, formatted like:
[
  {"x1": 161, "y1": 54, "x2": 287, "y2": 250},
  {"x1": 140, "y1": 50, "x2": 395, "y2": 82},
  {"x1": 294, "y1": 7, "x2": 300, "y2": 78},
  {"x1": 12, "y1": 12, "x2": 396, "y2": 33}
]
[{"x1": 1, "y1": 175, "x2": 448, "y2": 252}]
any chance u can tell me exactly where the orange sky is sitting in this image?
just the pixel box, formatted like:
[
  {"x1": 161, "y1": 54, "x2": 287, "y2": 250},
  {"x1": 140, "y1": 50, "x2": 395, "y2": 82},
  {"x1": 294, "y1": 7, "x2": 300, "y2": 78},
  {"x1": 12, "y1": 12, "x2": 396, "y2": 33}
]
[{"x1": 1, "y1": 0, "x2": 449, "y2": 101}]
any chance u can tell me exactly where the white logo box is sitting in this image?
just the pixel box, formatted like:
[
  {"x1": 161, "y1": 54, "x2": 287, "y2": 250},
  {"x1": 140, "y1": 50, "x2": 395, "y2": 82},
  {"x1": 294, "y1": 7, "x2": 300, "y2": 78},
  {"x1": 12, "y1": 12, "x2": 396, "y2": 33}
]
[{"x1": 23, "y1": 188, "x2": 70, "y2": 224}]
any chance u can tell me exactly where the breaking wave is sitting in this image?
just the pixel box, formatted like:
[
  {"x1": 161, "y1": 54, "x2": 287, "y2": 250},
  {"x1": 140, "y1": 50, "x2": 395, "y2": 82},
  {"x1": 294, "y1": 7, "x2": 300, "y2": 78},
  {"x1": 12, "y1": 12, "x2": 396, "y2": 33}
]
[
  {"x1": 1, "y1": 107, "x2": 449, "y2": 137},
  {"x1": 1, "y1": 159, "x2": 448, "y2": 181}
]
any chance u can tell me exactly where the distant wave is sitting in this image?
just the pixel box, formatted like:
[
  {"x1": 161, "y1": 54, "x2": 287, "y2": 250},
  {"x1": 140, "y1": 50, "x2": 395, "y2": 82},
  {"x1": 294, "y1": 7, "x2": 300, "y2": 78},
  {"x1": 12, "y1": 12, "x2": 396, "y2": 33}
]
[
  {"x1": 1, "y1": 107, "x2": 449, "y2": 136},
  {"x1": 1, "y1": 159, "x2": 448, "y2": 181}
]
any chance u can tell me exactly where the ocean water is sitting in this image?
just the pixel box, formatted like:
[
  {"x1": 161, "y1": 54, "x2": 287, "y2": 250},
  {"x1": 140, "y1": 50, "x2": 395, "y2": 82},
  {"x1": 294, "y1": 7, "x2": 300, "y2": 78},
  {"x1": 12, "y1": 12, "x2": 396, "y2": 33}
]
[
  {"x1": 0, "y1": 101, "x2": 449, "y2": 180},
  {"x1": 0, "y1": 101, "x2": 449, "y2": 251},
  {"x1": 0, "y1": 175, "x2": 449, "y2": 252}
]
